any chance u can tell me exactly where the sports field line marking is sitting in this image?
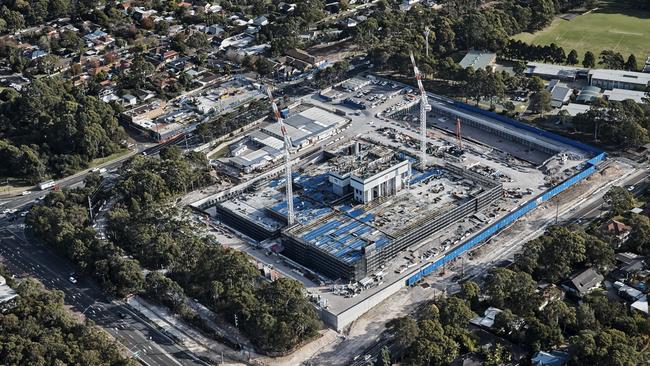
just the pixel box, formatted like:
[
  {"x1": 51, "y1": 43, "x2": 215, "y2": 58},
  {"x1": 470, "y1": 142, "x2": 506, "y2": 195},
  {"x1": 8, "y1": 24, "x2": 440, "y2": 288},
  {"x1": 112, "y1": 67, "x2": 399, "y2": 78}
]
[
  {"x1": 613, "y1": 35, "x2": 624, "y2": 52},
  {"x1": 608, "y1": 30, "x2": 643, "y2": 36}
]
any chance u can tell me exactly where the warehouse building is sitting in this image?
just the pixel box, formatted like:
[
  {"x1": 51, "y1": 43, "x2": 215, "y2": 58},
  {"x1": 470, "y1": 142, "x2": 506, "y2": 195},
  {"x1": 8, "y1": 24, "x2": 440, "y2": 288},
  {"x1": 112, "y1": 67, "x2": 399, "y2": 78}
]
[
  {"x1": 261, "y1": 106, "x2": 347, "y2": 149},
  {"x1": 221, "y1": 105, "x2": 349, "y2": 173}
]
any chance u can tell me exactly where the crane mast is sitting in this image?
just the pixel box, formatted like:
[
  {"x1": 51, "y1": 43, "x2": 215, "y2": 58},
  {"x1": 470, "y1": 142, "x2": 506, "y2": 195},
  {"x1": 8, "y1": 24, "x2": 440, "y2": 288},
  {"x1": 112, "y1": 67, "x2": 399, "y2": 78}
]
[
  {"x1": 456, "y1": 117, "x2": 463, "y2": 150},
  {"x1": 409, "y1": 51, "x2": 431, "y2": 168},
  {"x1": 266, "y1": 87, "x2": 295, "y2": 225}
]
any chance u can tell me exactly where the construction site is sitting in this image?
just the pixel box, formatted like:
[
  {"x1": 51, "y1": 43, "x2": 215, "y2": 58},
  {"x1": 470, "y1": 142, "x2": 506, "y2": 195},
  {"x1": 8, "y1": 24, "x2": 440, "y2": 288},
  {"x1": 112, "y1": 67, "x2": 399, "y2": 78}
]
[{"x1": 191, "y1": 69, "x2": 606, "y2": 331}]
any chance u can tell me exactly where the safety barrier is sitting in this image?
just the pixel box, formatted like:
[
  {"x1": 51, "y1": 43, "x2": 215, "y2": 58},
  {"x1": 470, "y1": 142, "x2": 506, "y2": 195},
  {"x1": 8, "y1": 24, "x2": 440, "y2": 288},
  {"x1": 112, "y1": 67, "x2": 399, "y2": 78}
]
[
  {"x1": 405, "y1": 149, "x2": 607, "y2": 286},
  {"x1": 451, "y1": 101, "x2": 603, "y2": 155}
]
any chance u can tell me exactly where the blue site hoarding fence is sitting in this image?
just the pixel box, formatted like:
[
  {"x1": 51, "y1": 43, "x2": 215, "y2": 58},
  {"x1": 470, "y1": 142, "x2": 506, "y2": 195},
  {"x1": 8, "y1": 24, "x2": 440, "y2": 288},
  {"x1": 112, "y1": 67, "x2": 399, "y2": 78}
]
[{"x1": 405, "y1": 102, "x2": 606, "y2": 286}]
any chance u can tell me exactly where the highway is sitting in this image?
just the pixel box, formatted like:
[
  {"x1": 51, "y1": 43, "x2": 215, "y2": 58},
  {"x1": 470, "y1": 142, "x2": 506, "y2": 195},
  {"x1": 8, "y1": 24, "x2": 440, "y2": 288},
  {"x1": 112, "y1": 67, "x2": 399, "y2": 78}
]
[{"x1": 0, "y1": 219, "x2": 209, "y2": 366}]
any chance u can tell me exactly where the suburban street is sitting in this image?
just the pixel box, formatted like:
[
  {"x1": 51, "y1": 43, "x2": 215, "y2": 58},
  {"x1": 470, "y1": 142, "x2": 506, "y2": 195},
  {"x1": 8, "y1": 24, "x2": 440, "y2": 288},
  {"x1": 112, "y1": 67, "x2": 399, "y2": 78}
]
[{"x1": 0, "y1": 218, "x2": 209, "y2": 366}]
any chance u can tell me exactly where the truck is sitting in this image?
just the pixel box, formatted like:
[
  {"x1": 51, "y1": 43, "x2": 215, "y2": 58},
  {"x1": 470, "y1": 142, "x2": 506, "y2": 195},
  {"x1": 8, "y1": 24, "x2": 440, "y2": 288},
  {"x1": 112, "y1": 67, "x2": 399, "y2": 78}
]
[{"x1": 38, "y1": 180, "x2": 55, "y2": 190}]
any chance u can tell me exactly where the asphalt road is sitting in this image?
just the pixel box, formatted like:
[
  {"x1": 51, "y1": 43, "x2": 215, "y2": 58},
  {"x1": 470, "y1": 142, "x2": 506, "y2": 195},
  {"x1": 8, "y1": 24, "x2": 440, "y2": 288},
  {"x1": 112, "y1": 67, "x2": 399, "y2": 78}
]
[
  {"x1": 572, "y1": 169, "x2": 649, "y2": 221},
  {"x1": 0, "y1": 220, "x2": 208, "y2": 366},
  {"x1": 0, "y1": 150, "x2": 140, "y2": 212}
]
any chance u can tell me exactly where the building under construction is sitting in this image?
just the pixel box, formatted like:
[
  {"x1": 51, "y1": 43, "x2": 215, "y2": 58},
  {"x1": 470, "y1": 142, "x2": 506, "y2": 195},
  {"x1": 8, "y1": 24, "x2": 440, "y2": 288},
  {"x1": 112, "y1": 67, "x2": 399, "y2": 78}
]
[{"x1": 216, "y1": 140, "x2": 503, "y2": 281}]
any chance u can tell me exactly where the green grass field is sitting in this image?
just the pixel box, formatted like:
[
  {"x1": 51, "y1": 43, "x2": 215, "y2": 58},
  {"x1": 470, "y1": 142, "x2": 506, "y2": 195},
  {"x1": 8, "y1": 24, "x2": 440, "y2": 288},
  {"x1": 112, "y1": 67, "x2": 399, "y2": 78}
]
[{"x1": 513, "y1": 8, "x2": 650, "y2": 64}]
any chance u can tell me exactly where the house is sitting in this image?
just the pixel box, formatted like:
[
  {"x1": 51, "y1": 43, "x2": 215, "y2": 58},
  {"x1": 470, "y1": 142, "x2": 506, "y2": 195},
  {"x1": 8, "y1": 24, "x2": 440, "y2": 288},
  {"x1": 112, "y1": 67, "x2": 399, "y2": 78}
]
[
  {"x1": 27, "y1": 48, "x2": 48, "y2": 60},
  {"x1": 470, "y1": 307, "x2": 503, "y2": 329},
  {"x1": 134, "y1": 89, "x2": 156, "y2": 102},
  {"x1": 400, "y1": 0, "x2": 421, "y2": 11},
  {"x1": 205, "y1": 25, "x2": 225, "y2": 36},
  {"x1": 132, "y1": 7, "x2": 158, "y2": 21},
  {"x1": 632, "y1": 297, "x2": 648, "y2": 315},
  {"x1": 546, "y1": 79, "x2": 573, "y2": 108},
  {"x1": 613, "y1": 252, "x2": 645, "y2": 280},
  {"x1": 340, "y1": 18, "x2": 358, "y2": 28},
  {"x1": 278, "y1": 2, "x2": 297, "y2": 13},
  {"x1": 83, "y1": 29, "x2": 107, "y2": 42},
  {"x1": 561, "y1": 268, "x2": 604, "y2": 297},
  {"x1": 600, "y1": 219, "x2": 631, "y2": 245},
  {"x1": 286, "y1": 48, "x2": 326, "y2": 69},
  {"x1": 531, "y1": 350, "x2": 570, "y2": 366},
  {"x1": 122, "y1": 94, "x2": 137, "y2": 106},
  {"x1": 253, "y1": 16, "x2": 269, "y2": 27},
  {"x1": 614, "y1": 281, "x2": 645, "y2": 302},
  {"x1": 203, "y1": 3, "x2": 223, "y2": 13},
  {"x1": 458, "y1": 51, "x2": 497, "y2": 71},
  {"x1": 325, "y1": 0, "x2": 340, "y2": 13}
]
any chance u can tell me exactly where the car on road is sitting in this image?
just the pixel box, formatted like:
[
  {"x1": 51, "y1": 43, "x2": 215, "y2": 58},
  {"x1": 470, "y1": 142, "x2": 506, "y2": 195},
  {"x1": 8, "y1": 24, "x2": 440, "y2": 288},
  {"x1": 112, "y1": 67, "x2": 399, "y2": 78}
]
[
  {"x1": 68, "y1": 276, "x2": 77, "y2": 284},
  {"x1": 21, "y1": 191, "x2": 31, "y2": 196},
  {"x1": 628, "y1": 185, "x2": 635, "y2": 192}
]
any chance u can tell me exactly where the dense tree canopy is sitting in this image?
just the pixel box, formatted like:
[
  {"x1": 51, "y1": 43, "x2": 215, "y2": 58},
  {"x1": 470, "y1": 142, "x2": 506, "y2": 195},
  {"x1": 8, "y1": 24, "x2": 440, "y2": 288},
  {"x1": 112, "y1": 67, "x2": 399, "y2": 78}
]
[
  {"x1": 572, "y1": 99, "x2": 650, "y2": 148},
  {"x1": 0, "y1": 275, "x2": 133, "y2": 366},
  {"x1": 514, "y1": 226, "x2": 613, "y2": 282},
  {"x1": 0, "y1": 78, "x2": 125, "y2": 182}
]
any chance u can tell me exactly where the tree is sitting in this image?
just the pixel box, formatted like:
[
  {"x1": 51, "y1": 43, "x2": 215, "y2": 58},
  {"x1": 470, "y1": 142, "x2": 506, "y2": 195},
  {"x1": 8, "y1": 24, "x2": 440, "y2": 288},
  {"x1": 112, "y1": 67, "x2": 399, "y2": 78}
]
[
  {"x1": 599, "y1": 50, "x2": 625, "y2": 69},
  {"x1": 375, "y1": 346, "x2": 391, "y2": 366},
  {"x1": 438, "y1": 297, "x2": 475, "y2": 327},
  {"x1": 0, "y1": 278, "x2": 134, "y2": 366},
  {"x1": 604, "y1": 186, "x2": 636, "y2": 216},
  {"x1": 484, "y1": 268, "x2": 540, "y2": 316},
  {"x1": 459, "y1": 281, "x2": 480, "y2": 309},
  {"x1": 626, "y1": 214, "x2": 650, "y2": 255},
  {"x1": 493, "y1": 309, "x2": 519, "y2": 336},
  {"x1": 529, "y1": 90, "x2": 552, "y2": 115},
  {"x1": 0, "y1": 6, "x2": 25, "y2": 31},
  {"x1": 625, "y1": 54, "x2": 638, "y2": 71},
  {"x1": 583, "y1": 51, "x2": 596, "y2": 68},
  {"x1": 569, "y1": 329, "x2": 639, "y2": 366},
  {"x1": 481, "y1": 343, "x2": 511, "y2": 366},
  {"x1": 528, "y1": 0, "x2": 555, "y2": 30},
  {"x1": 408, "y1": 320, "x2": 459, "y2": 365},
  {"x1": 527, "y1": 76, "x2": 546, "y2": 92},
  {"x1": 566, "y1": 49, "x2": 579, "y2": 65},
  {"x1": 388, "y1": 316, "x2": 419, "y2": 355},
  {"x1": 159, "y1": 145, "x2": 183, "y2": 161}
]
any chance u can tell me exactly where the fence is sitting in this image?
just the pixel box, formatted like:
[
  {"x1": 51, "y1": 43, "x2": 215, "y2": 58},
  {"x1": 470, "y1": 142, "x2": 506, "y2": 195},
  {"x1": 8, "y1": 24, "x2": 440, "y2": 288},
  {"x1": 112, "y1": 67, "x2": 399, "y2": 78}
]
[{"x1": 406, "y1": 100, "x2": 606, "y2": 286}]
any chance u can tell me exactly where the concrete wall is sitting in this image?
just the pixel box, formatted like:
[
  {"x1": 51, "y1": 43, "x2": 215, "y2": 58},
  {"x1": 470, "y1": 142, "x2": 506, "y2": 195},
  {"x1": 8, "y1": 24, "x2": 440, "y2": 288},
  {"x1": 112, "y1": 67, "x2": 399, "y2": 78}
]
[{"x1": 323, "y1": 272, "x2": 408, "y2": 331}]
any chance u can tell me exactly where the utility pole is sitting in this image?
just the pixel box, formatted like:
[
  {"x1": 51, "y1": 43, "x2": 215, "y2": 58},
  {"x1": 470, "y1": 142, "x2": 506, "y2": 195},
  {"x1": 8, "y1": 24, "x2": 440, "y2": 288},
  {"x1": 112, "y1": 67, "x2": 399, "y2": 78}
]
[
  {"x1": 455, "y1": 117, "x2": 463, "y2": 149},
  {"x1": 87, "y1": 195, "x2": 93, "y2": 222},
  {"x1": 423, "y1": 27, "x2": 430, "y2": 58},
  {"x1": 409, "y1": 51, "x2": 431, "y2": 169},
  {"x1": 266, "y1": 86, "x2": 295, "y2": 225}
]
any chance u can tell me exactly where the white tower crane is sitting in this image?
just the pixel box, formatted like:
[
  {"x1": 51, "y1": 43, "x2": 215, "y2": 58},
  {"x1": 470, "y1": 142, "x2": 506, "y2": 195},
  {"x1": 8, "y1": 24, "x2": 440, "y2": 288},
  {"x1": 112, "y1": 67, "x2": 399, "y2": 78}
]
[
  {"x1": 266, "y1": 87, "x2": 295, "y2": 225},
  {"x1": 409, "y1": 51, "x2": 431, "y2": 168}
]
